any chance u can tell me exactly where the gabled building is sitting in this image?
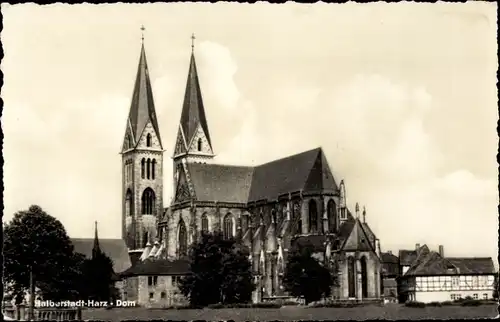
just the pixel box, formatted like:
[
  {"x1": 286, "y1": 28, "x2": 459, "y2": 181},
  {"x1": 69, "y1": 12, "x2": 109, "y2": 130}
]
[
  {"x1": 380, "y1": 251, "x2": 399, "y2": 303},
  {"x1": 119, "y1": 34, "x2": 383, "y2": 305},
  {"x1": 398, "y1": 244, "x2": 496, "y2": 303}
]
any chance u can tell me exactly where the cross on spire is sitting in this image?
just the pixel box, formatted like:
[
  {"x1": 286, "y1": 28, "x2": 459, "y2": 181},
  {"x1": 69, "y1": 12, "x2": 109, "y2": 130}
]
[
  {"x1": 191, "y1": 33, "x2": 196, "y2": 52},
  {"x1": 141, "y1": 25, "x2": 146, "y2": 43}
]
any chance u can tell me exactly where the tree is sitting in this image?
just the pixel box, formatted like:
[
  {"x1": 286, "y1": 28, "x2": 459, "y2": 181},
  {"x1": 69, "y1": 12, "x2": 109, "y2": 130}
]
[
  {"x1": 80, "y1": 249, "x2": 119, "y2": 302},
  {"x1": 283, "y1": 242, "x2": 334, "y2": 304},
  {"x1": 3, "y1": 205, "x2": 84, "y2": 304},
  {"x1": 179, "y1": 232, "x2": 255, "y2": 306}
]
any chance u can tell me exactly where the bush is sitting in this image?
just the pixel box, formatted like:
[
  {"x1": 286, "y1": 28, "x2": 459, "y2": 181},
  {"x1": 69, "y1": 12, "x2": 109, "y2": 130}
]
[
  {"x1": 405, "y1": 301, "x2": 426, "y2": 308},
  {"x1": 427, "y1": 301, "x2": 442, "y2": 307},
  {"x1": 440, "y1": 301, "x2": 453, "y2": 306},
  {"x1": 460, "y1": 299, "x2": 481, "y2": 307}
]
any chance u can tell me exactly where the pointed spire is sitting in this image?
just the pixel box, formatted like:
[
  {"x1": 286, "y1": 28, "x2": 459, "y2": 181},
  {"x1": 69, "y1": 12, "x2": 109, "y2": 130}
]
[
  {"x1": 124, "y1": 34, "x2": 163, "y2": 150},
  {"x1": 92, "y1": 221, "x2": 100, "y2": 258},
  {"x1": 176, "y1": 35, "x2": 213, "y2": 155},
  {"x1": 355, "y1": 202, "x2": 360, "y2": 218}
]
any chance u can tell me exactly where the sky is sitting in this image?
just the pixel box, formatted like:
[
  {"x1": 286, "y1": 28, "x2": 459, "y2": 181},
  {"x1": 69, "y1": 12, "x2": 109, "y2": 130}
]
[{"x1": 1, "y1": 2, "x2": 498, "y2": 263}]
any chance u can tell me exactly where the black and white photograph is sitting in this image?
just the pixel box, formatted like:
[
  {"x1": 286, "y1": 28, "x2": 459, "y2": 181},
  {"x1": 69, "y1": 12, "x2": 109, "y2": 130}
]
[{"x1": 1, "y1": 2, "x2": 498, "y2": 321}]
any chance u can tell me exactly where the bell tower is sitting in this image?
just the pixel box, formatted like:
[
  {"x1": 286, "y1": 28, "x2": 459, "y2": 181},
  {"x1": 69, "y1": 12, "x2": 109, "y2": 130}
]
[
  {"x1": 172, "y1": 34, "x2": 215, "y2": 200},
  {"x1": 121, "y1": 27, "x2": 164, "y2": 251}
]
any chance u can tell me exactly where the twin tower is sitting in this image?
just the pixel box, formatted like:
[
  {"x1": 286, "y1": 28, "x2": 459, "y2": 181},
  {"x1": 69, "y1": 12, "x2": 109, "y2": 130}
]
[{"x1": 120, "y1": 36, "x2": 214, "y2": 251}]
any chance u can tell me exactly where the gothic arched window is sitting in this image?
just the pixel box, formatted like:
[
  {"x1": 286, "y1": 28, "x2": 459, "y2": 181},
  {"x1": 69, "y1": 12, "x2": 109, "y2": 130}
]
[
  {"x1": 361, "y1": 256, "x2": 368, "y2": 298},
  {"x1": 348, "y1": 256, "x2": 356, "y2": 298},
  {"x1": 146, "y1": 133, "x2": 152, "y2": 147},
  {"x1": 178, "y1": 219, "x2": 188, "y2": 257},
  {"x1": 143, "y1": 231, "x2": 149, "y2": 248},
  {"x1": 201, "y1": 213, "x2": 209, "y2": 234},
  {"x1": 141, "y1": 158, "x2": 145, "y2": 179},
  {"x1": 293, "y1": 202, "x2": 302, "y2": 235},
  {"x1": 241, "y1": 214, "x2": 249, "y2": 232},
  {"x1": 197, "y1": 138, "x2": 202, "y2": 151},
  {"x1": 146, "y1": 159, "x2": 151, "y2": 179},
  {"x1": 223, "y1": 213, "x2": 233, "y2": 239},
  {"x1": 327, "y1": 199, "x2": 337, "y2": 233},
  {"x1": 152, "y1": 159, "x2": 156, "y2": 180},
  {"x1": 308, "y1": 199, "x2": 318, "y2": 233},
  {"x1": 125, "y1": 189, "x2": 133, "y2": 217},
  {"x1": 141, "y1": 188, "x2": 155, "y2": 214}
]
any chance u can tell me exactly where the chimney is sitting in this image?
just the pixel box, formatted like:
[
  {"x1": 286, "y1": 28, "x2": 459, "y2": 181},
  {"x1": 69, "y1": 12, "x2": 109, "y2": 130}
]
[
  {"x1": 439, "y1": 245, "x2": 444, "y2": 257},
  {"x1": 415, "y1": 243, "x2": 420, "y2": 250},
  {"x1": 387, "y1": 250, "x2": 392, "y2": 255}
]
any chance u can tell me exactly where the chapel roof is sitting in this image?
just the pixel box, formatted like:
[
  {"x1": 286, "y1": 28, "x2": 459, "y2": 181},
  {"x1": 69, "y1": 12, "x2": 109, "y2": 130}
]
[{"x1": 120, "y1": 258, "x2": 190, "y2": 277}]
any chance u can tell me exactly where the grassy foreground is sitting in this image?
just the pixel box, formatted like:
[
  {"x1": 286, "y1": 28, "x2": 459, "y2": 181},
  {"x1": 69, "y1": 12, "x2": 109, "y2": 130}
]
[{"x1": 82, "y1": 303, "x2": 498, "y2": 321}]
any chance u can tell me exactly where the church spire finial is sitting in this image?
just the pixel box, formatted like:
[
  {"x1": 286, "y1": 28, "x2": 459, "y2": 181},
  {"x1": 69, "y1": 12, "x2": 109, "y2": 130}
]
[
  {"x1": 92, "y1": 221, "x2": 100, "y2": 258},
  {"x1": 141, "y1": 25, "x2": 146, "y2": 43},
  {"x1": 191, "y1": 33, "x2": 196, "y2": 53}
]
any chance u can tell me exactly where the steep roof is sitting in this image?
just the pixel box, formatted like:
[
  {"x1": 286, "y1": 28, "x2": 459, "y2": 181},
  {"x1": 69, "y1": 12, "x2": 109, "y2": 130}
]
[
  {"x1": 403, "y1": 249, "x2": 495, "y2": 276},
  {"x1": 120, "y1": 259, "x2": 190, "y2": 277},
  {"x1": 399, "y1": 250, "x2": 418, "y2": 266},
  {"x1": 248, "y1": 147, "x2": 338, "y2": 202},
  {"x1": 187, "y1": 163, "x2": 253, "y2": 203},
  {"x1": 381, "y1": 252, "x2": 400, "y2": 276},
  {"x1": 71, "y1": 238, "x2": 131, "y2": 274},
  {"x1": 381, "y1": 252, "x2": 399, "y2": 264},
  {"x1": 126, "y1": 43, "x2": 162, "y2": 148},
  {"x1": 184, "y1": 147, "x2": 340, "y2": 204},
  {"x1": 341, "y1": 218, "x2": 374, "y2": 252},
  {"x1": 179, "y1": 53, "x2": 212, "y2": 150}
]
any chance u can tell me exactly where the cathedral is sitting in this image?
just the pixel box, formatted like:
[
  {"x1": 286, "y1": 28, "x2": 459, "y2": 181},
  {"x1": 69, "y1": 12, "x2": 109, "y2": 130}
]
[{"x1": 119, "y1": 35, "x2": 382, "y2": 305}]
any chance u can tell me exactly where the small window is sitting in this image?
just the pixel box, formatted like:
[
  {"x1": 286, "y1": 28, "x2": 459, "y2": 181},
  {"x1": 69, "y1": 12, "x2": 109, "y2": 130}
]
[
  {"x1": 197, "y1": 138, "x2": 202, "y2": 151},
  {"x1": 450, "y1": 294, "x2": 455, "y2": 300},
  {"x1": 149, "y1": 292, "x2": 154, "y2": 299},
  {"x1": 160, "y1": 292, "x2": 166, "y2": 299},
  {"x1": 148, "y1": 276, "x2": 153, "y2": 286},
  {"x1": 147, "y1": 133, "x2": 152, "y2": 147},
  {"x1": 473, "y1": 293, "x2": 478, "y2": 299},
  {"x1": 153, "y1": 276, "x2": 158, "y2": 286},
  {"x1": 483, "y1": 293, "x2": 488, "y2": 300}
]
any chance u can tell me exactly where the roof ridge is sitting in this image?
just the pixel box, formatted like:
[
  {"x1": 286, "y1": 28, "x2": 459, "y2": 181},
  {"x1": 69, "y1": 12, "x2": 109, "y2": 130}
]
[{"x1": 256, "y1": 147, "x2": 322, "y2": 167}]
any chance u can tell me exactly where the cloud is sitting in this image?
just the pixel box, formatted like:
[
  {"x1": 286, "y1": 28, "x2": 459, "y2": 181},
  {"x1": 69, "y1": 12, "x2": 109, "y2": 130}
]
[{"x1": 198, "y1": 41, "x2": 240, "y2": 112}]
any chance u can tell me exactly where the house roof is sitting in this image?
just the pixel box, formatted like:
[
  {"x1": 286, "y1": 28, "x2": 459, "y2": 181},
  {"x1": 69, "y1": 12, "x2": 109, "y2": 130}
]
[
  {"x1": 399, "y1": 250, "x2": 418, "y2": 266},
  {"x1": 71, "y1": 238, "x2": 131, "y2": 274},
  {"x1": 381, "y1": 252, "x2": 399, "y2": 264},
  {"x1": 381, "y1": 252, "x2": 399, "y2": 276},
  {"x1": 403, "y1": 250, "x2": 495, "y2": 276},
  {"x1": 120, "y1": 259, "x2": 190, "y2": 277}
]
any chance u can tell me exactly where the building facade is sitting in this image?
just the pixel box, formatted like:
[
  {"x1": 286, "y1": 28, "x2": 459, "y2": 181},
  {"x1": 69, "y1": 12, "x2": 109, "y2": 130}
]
[
  {"x1": 119, "y1": 38, "x2": 383, "y2": 305},
  {"x1": 398, "y1": 244, "x2": 496, "y2": 303}
]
